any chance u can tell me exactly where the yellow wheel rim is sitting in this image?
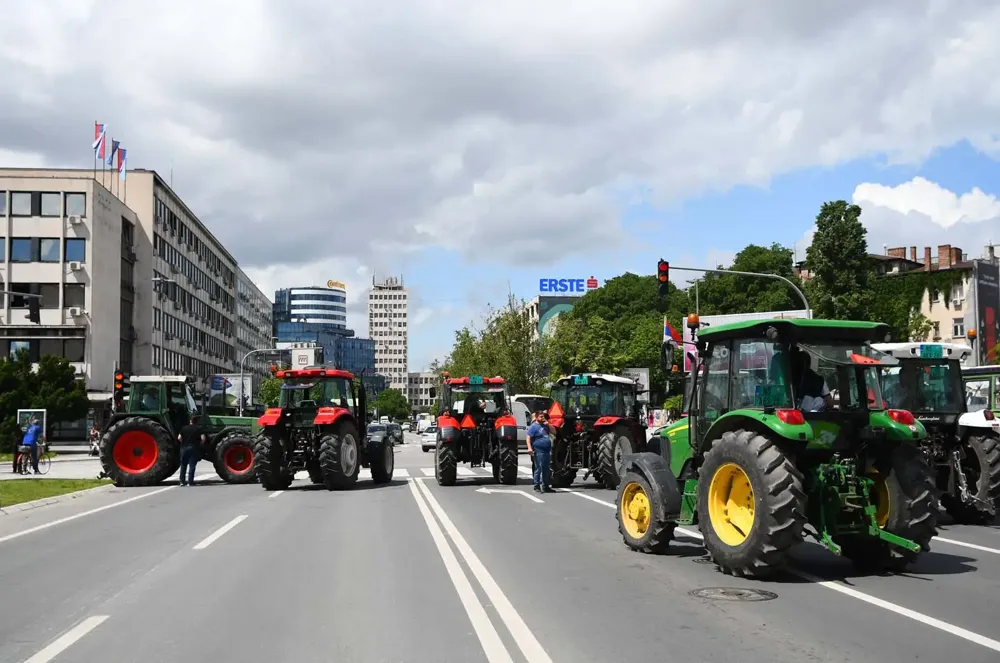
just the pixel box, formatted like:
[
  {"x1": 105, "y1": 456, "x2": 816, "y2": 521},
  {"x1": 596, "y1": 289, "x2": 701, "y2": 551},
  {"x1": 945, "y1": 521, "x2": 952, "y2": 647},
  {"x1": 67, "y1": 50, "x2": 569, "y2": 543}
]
[
  {"x1": 707, "y1": 462, "x2": 756, "y2": 546},
  {"x1": 869, "y1": 472, "x2": 891, "y2": 528},
  {"x1": 620, "y1": 482, "x2": 651, "y2": 539}
]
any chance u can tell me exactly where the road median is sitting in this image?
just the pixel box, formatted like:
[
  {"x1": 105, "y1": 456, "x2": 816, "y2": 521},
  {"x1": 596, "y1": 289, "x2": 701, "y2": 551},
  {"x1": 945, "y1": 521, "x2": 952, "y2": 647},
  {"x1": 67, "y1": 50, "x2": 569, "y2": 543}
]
[{"x1": 0, "y1": 478, "x2": 113, "y2": 511}]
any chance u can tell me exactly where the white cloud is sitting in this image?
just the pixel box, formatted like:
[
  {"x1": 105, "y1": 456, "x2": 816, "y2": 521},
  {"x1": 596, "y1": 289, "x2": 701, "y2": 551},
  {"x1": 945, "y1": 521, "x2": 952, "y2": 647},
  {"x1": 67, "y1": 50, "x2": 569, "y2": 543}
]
[
  {"x1": 854, "y1": 177, "x2": 1000, "y2": 229},
  {"x1": 411, "y1": 307, "x2": 433, "y2": 326}
]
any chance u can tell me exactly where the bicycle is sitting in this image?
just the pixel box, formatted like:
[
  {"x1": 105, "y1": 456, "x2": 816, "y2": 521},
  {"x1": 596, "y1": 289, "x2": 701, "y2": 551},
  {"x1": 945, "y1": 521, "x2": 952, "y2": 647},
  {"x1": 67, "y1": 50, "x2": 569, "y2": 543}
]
[{"x1": 15, "y1": 442, "x2": 51, "y2": 476}]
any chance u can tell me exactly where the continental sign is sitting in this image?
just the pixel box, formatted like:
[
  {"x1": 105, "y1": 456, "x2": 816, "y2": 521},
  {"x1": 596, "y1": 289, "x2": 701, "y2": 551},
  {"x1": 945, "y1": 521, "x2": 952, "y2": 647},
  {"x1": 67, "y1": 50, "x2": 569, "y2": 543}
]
[{"x1": 326, "y1": 280, "x2": 347, "y2": 290}]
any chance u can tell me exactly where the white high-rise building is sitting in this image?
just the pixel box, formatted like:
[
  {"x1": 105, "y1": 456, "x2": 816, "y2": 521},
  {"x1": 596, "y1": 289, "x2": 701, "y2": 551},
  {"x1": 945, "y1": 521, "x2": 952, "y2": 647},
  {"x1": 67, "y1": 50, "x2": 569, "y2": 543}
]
[{"x1": 368, "y1": 274, "x2": 408, "y2": 392}]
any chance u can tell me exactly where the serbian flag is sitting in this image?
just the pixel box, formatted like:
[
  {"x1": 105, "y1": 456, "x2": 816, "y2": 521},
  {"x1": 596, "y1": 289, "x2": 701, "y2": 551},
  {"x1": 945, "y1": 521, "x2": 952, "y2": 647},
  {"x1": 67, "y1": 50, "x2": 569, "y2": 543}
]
[
  {"x1": 117, "y1": 147, "x2": 128, "y2": 180},
  {"x1": 105, "y1": 139, "x2": 120, "y2": 166},
  {"x1": 664, "y1": 317, "x2": 682, "y2": 344},
  {"x1": 92, "y1": 122, "x2": 106, "y2": 159}
]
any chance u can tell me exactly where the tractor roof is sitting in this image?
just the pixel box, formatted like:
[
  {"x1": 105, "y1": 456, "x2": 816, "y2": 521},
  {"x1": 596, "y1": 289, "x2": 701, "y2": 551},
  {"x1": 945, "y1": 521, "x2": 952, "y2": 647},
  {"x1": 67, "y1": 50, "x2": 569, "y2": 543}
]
[
  {"x1": 872, "y1": 342, "x2": 972, "y2": 360},
  {"x1": 697, "y1": 318, "x2": 889, "y2": 343},
  {"x1": 445, "y1": 376, "x2": 506, "y2": 385},
  {"x1": 129, "y1": 375, "x2": 190, "y2": 384},
  {"x1": 962, "y1": 365, "x2": 1000, "y2": 377},
  {"x1": 275, "y1": 367, "x2": 355, "y2": 380},
  {"x1": 557, "y1": 373, "x2": 637, "y2": 386}
]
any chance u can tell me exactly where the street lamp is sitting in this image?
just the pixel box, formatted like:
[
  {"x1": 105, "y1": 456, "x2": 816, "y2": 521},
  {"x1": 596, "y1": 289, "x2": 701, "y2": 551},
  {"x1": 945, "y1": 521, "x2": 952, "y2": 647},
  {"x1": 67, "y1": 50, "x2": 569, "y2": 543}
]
[
  {"x1": 152, "y1": 276, "x2": 176, "y2": 376},
  {"x1": 239, "y1": 345, "x2": 282, "y2": 416}
]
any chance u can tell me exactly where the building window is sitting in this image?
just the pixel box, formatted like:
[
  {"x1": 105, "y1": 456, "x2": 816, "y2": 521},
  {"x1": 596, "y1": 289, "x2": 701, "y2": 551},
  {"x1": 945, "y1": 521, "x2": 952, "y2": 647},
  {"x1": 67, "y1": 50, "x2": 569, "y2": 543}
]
[
  {"x1": 10, "y1": 192, "x2": 31, "y2": 216},
  {"x1": 39, "y1": 283, "x2": 60, "y2": 308},
  {"x1": 64, "y1": 284, "x2": 85, "y2": 308},
  {"x1": 39, "y1": 238, "x2": 60, "y2": 262},
  {"x1": 953, "y1": 318, "x2": 965, "y2": 338},
  {"x1": 932, "y1": 321, "x2": 940, "y2": 339},
  {"x1": 0, "y1": 191, "x2": 6, "y2": 215},
  {"x1": 40, "y1": 192, "x2": 61, "y2": 217},
  {"x1": 65, "y1": 192, "x2": 86, "y2": 217},
  {"x1": 65, "y1": 238, "x2": 86, "y2": 262},
  {"x1": 9, "y1": 238, "x2": 32, "y2": 262}
]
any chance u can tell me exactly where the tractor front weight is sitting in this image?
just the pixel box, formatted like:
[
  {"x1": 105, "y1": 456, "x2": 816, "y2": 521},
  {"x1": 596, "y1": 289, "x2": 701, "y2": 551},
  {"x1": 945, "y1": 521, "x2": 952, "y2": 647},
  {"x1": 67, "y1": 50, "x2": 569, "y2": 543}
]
[{"x1": 807, "y1": 458, "x2": 921, "y2": 556}]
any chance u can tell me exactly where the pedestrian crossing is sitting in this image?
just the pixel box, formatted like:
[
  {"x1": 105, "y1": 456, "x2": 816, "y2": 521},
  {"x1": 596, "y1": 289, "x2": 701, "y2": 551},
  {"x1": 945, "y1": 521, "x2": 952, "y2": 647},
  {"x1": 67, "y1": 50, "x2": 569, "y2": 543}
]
[{"x1": 292, "y1": 465, "x2": 534, "y2": 481}]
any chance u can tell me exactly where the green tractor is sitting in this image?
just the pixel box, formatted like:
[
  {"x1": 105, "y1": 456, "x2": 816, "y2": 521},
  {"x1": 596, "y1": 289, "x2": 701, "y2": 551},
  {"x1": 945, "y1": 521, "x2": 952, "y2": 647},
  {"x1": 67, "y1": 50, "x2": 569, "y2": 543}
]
[
  {"x1": 617, "y1": 311, "x2": 940, "y2": 577},
  {"x1": 99, "y1": 373, "x2": 260, "y2": 487}
]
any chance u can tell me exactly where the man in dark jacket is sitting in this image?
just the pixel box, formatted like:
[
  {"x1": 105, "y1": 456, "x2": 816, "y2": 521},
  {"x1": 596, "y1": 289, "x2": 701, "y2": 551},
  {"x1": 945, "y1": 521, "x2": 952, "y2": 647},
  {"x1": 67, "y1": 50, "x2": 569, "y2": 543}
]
[{"x1": 177, "y1": 415, "x2": 206, "y2": 486}]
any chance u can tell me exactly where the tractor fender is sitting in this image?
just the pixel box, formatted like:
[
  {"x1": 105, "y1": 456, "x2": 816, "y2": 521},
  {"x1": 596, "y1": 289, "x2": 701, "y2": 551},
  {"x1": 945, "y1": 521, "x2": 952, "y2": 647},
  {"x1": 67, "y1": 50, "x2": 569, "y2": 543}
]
[
  {"x1": 621, "y1": 451, "x2": 681, "y2": 520},
  {"x1": 644, "y1": 435, "x2": 671, "y2": 468},
  {"x1": 494, "y1": 414, "x2": 518, "y2": 442},
  {"x1": 313, "y1": 406, "x2": 351, "y2": 426},
  {"x1": 258, "y1": 408, "x2": 283, "y2": 427},
  {"x1": 437, "y1": 414, "x2": 460, "y2": 430},
  {"x1": 438, "y1": 425, "x2": 461, "y2": 445},
  {"x1": 958, "y1": 409, "x2": 1000, "y2": 435}
]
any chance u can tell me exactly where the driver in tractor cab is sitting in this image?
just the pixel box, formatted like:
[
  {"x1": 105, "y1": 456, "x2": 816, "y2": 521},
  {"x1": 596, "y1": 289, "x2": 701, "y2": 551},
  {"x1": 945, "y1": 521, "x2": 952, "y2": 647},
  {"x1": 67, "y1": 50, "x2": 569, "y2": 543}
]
[
  {"x1": 789, "y1": 346, "x2": 833, "y2": 412},
  {"x1": 465, "y1": 396, "x2": 486, "y2": 424},
  {"x1": 141, "y1": 386, "x2": 159, "y2": 411}
]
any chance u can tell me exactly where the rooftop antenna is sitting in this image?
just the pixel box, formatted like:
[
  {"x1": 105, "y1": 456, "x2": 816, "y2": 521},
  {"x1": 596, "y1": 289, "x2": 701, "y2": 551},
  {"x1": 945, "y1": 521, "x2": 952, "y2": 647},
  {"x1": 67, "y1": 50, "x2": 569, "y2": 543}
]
[{"x1": 883, "y1": 243, "x2": 888, "y2": 255}]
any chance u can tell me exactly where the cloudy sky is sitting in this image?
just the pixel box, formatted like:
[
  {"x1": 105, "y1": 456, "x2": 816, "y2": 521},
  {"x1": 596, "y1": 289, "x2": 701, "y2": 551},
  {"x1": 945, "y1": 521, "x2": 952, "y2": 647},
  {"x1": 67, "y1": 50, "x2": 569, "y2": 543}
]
[{"x1": 2, "y1": 0, "x2": 999, "y2": 371}]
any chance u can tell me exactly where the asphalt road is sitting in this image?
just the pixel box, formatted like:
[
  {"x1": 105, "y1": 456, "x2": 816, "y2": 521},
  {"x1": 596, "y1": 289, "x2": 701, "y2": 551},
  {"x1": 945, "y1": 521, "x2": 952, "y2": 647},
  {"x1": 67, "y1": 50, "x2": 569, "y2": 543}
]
[{"x1": 1, "y1": 432, "x2": 999, "y2": 662}]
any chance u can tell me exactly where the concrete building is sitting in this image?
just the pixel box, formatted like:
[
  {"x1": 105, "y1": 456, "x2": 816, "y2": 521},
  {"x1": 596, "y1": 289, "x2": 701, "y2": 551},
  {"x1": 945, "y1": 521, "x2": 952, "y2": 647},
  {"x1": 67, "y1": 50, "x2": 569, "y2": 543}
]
[
  {"x1": 277, "y1": 282, "x2": 348, "y2": 327},
  {"x1": 236, "y1": 267, "x2": 274, "y2": 386},
  {"x1": 369, "y1": 274, "x2": 408, "y2": 392},
  {"x1": 525, "y1": 295, "x2": 583, "y2": 338},
  {"x1": 407, "y1": 371, "x2": 438, "y2": 412}
]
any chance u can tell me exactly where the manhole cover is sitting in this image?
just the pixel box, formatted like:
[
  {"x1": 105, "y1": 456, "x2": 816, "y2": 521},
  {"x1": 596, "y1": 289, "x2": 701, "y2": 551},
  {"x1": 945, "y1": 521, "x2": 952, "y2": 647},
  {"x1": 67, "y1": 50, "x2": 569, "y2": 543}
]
[{"x1": 689, "y1": 587, "x2": 778, "y2": 602}]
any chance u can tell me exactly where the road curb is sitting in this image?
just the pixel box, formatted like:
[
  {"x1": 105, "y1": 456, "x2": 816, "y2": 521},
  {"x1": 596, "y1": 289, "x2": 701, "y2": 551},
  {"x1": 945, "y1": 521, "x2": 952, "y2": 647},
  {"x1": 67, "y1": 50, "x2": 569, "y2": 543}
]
[{"x1": 0, "y1": 483, "x2": 116, "y2": 513}]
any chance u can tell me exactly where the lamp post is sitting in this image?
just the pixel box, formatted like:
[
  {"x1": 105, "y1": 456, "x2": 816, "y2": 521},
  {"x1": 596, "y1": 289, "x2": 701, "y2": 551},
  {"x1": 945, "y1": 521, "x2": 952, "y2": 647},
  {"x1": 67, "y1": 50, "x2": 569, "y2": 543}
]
[
  {"x1": 239, "y1": 346, "x2": 281, "y2": 416},
  {"x1": 152, "y1": 276, "x2": 176, "y2": 375}
]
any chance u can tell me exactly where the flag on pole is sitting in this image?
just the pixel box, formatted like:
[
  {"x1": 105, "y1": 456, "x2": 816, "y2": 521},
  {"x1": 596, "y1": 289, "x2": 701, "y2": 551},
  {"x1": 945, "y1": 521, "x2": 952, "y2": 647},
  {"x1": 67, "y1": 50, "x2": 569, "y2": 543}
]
[
  {"x1": 93, "y1": 122, "x2": 106, "y2": 159},
  {"x1": 663, "y1": 317, "x2": 681, "y2": 344},
  {"x1": 105, "y1": 139, "x2": 120, "y2": 166},
  {"x1": 118, "y1": 147, "x2": 128, "y2": 180}
]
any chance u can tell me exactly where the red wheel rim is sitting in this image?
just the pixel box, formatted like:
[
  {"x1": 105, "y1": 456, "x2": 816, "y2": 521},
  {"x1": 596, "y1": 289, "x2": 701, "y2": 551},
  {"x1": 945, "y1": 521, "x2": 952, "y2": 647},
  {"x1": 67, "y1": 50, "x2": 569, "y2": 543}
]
[
  {"x1": 224, "y1": 444, "x2": 254, "y2": 474},
  {"x1": 112, "y1": 431, "x2": 160, "y2": 474}
]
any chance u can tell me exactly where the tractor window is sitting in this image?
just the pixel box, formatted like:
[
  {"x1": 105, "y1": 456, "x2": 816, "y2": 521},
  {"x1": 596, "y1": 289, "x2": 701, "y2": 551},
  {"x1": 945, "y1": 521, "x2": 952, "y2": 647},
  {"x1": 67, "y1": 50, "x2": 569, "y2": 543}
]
[
  {"x1": 965, "y1": 379, "x2": 990, "y2": 410},
  {"x1": 130, "y1": 385, "x2": 161, "y2": 412},
  {"x1": 732, "y1": 340, "x2": 791, "y2": 409},
  {"x1": 279, "y1": 377, "x2": 354, "y2": 408},
  {"x1": 622, "y1": 387, "x2": 637, "y2": 418},
  {"x1": 994, "y1": 376, "x2": 1000, "y2": 410},
  {"x1": 881, "y1": 361, "x2": 963, "y2": 412},
  {"x1": 167, "y1": 383, "x2": 189, "y2": 411},
  {"x1": 798, "y1": 343, "x2": 886, "y2": 412},
  {"x1": 701, "y1": 342, "x2": 731, "y2": 418}
]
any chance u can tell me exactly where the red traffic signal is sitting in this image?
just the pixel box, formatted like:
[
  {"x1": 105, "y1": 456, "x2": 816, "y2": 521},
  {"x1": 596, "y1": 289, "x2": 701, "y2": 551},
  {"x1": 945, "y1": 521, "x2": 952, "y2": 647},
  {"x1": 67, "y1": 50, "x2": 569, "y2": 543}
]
[
  {"x1": 657, "y1": 260, "x2": 670, "y2": 297},
  {"x1": 114, "y1": 371, "x2": 125, "y2": 391}
]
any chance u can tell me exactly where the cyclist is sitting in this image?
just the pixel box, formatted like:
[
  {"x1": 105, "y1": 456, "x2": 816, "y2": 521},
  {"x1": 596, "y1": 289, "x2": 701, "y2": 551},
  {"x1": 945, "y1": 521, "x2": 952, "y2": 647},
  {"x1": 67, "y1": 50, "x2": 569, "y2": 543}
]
[{"x1": 20, "y1": 416, "x2": 43, "y2": 474}]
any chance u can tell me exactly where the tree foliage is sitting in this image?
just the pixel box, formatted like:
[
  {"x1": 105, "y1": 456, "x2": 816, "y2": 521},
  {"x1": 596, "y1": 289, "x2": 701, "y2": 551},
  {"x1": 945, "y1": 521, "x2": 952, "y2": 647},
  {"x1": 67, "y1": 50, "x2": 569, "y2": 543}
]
[
  {"x1": 696, "y1": 243, "x2": 804, "y2": 314},
  {"x1": 0, "y1": 353, "x2": 89, "y2": 442},
  {"x1": 804, "y1": 201, "x2": 876, "y2": 320},
  {"x1": 373, "y1": 388, "x2": 411, "y2": 421},
  {"x1": 258, "y1": 376, "x2": 282, "y2": 407}
]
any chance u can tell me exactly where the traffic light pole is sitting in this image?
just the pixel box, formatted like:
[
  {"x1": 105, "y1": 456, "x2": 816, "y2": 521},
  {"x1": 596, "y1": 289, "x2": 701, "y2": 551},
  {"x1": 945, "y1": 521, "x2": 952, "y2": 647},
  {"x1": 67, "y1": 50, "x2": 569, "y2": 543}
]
[
  {"x1": 662, "y1": 265, "x2": 812, "y2": 318},
  {"x1": 0, "y1": 289, "x2": 44, "y2": 324}
]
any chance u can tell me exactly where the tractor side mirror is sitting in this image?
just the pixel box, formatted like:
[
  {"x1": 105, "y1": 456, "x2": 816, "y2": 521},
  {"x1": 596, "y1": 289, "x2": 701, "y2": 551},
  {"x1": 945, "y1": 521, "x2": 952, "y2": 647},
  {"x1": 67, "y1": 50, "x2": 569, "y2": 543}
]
[{"x1": 429, "y1": 387, "x2": 437, "y2": 399}]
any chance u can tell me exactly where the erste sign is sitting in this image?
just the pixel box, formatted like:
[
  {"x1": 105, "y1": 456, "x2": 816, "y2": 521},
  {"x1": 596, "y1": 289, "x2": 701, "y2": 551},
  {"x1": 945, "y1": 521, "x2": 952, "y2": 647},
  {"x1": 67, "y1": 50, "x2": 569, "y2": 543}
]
[{"x1": 539, "y1": 276, "x2": 600, "y2": 294}]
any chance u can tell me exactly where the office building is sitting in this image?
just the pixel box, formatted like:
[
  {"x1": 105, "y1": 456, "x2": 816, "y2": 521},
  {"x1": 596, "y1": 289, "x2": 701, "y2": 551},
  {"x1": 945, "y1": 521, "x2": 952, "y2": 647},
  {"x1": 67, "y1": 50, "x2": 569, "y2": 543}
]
[
  {"x1": 525, "y1": 295, "x2": 584, "y2": 338},
  {"x1": 369, "y1": 274, "x2": 408, "y2": 392},
  {"x1": 236, "y1": 267, "x2": 274, "y2": 385},
  {"x1": 407, "y1": 371, "x2": 438, "y2": 412},
  {"x1": 277, "y1": 282, "x2": 348, "y2": 327}
]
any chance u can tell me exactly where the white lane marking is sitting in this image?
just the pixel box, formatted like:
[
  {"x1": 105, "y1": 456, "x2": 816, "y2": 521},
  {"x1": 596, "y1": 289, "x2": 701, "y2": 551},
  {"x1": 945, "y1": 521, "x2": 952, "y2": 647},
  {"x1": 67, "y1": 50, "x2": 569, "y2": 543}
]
[
  {"x1": 193, "y1": 515, "x2": 248, "y2": 550},
  {"x1": 476, "y1": 487, "x2": 544, "y2": 503},
  {"x1": 23, "y1": 614, "x2": 109, "y2": 663},
  {"x1": 421, "y1": 468, "x2": 435, "y2": 477},
  {"x1": 933, "y1": 536, "x2": 1000, "y2": 555},
  {"x1": 457, "y1": 467, "x2": 477, "y2": 477},
  {"x1": 268, "y1": 491, "x2": 285, "y2": 499},
  {"x1": 415, "y1": 479, "x2": 554, "y2": 663},
  {"x1": 407, "y1": 480, "x2": 513, "y2": 663},
  {"x1": 556, "y1": 489, "x2": 1000, "y2": 653},
  {"x1": 517, "y1": 466, "x2": 532, "y2": 475},
  {"x1": 555, "y1": 488, "x2": 616, "y2": 508},
  {"x1": 395, "y1": 468, "x2": 410, "y2": 478},
  {"x1": 0, "y1": 486, "x2": 175, "y2": 545}
]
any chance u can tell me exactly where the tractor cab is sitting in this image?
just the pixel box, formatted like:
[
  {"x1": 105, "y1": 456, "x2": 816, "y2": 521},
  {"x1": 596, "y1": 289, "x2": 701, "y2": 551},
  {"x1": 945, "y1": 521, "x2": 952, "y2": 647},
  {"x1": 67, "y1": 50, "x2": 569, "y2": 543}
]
[
  {"x1": 124, "y1": 375, "x2": 199, "y2": 434},
  {"x1": 435, "y1": 376, "x2": 510, "y2": 428},
  {"x1": 270, "y1": 366, "x2": 367, "y2": 429},
  {"x1": 549, "y1": 373, "x2": 642, "y2": 431},
  {"x1": 872, "y1": 343, "x2": 970, "y2": 421}
]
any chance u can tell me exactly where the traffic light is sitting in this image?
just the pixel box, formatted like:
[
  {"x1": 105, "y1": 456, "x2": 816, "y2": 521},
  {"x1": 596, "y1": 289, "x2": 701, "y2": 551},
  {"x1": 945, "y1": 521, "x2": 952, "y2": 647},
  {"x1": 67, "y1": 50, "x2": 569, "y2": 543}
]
[
  {"x1": 657, "y1": 260, "x2": 670, "y2": 297},
  {"x1": 113, "y1": 371, "x2": 126, "y2": 409},
  {"x1": 28, "y1": 296, "x2": 40, "y2": 324}
]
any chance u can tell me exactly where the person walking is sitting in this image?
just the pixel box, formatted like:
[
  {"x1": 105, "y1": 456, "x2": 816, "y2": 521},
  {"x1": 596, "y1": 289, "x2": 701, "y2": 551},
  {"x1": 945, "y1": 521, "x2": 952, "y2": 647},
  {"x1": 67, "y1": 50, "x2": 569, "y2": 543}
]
[
  {"x1": 526, "y1": 410, "x2": 554, "y2": 493},
  {"x1": 20, "y1": 416, "x2": 43, "y2": 475},
  {"x1": 177, "y1": 415, "x2": 205, "y2": 486}
]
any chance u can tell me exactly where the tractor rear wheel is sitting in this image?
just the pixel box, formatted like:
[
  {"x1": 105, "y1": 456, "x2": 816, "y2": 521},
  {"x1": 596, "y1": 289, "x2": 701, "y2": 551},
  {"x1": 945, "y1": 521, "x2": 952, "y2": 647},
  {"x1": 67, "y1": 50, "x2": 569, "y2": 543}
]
[
  {"x1": 371, "y1": 441, "x2": 395, "y2": 484},
  {"x1": 100, "y1": 417, "x2": 178, "y2": 488},
  {"x1": 840, "y1": 443, "x2": 939, "y2": 572},
  {"x1": 596, "y1": 427, "x2": 634, "y2": 490},
  {"x1": 213, "y1": 432, "x2": 256, "y2": 484},
  {"x1": 319, "y1": 424, "x2": 361, "y2": 490},
  {"x1": 617, "y1": 470, "x2": 675, "y2": 554},
  {"x1": 436, "y1": 443, "x2": 457, "y2": 486},
  {"x1": 253, "y1": 431, "x2": 292, "y2": 491},
  {"x1": 941, "y1": 435, "x2": 1000, "y2": 524},
  {"x1": 497, "y1": 440, "x2": 518, "y2": 485},
  {"x1": 697, "y1": 429, "x2": 807, "y2": 578},
  {"x1": 306, "y1": 460, "x2": 323, "y2": 484}
]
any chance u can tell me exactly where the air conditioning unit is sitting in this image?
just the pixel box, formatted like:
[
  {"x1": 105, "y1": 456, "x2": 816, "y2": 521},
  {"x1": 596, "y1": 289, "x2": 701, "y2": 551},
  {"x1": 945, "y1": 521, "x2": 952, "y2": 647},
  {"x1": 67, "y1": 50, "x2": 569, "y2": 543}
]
[
  {"x1": 69, "y1": 261, "x2": 83, "y2": 271},
  {"x1": 68, "y1": 215, "x2": 83, "y2": 225},
  {"x1": 68, "y1": 307, "x2": 84, "y2": 317}
]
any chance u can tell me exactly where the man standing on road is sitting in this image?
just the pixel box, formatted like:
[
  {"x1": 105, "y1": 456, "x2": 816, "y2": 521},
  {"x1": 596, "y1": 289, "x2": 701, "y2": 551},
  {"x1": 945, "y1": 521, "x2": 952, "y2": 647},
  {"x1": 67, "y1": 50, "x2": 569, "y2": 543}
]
[
  {"x1": 20, "y1": 417, "x2": 43, "y2": 474},
  {"x1": 177, "y1": 415, "x2": 205, "y2": 486},
  {"x1": 526, "y1": 411, "x2": 554, "y2": 493}
]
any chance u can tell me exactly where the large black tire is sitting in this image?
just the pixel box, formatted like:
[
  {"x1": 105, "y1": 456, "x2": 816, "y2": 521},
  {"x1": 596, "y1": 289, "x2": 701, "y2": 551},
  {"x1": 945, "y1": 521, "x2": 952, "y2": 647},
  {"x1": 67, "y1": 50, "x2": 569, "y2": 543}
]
[
  {"x1": 617, "y1": 470, "x2": 675, "y2": 554},
  {"x1": 840, "y1": 443, "x2": 939, "y2": 572},
  {"x1": 942, "y1": 435, "x2": 1000, "y2": 524},
  {"x1": 99, "y1": 417, "x2": 179, "y2": 488},
  {"x1": 213, "y1": 432, "x2": 257, "y2": 484},
  {"x1": 371, "y1": 440, "x2": 395, "y2": 484},
  {"x1": 318, "y1": 424, "x2": 361, "y2": 490},
  {"x1": 697, "y1": 429, "x2": 807, "y2": 578},
  {"x1": 436, "y1": 443, "x2": 457, "y2": 486},
  {"x1": 497, "y1": 441, "x2": 518, "y2": 485},
  {"x1": 253, "y1": 430, "x2": 292, "y2": 491},
  {"x1": 596, "y1": 427, "x2": 636, "y2": 490}
]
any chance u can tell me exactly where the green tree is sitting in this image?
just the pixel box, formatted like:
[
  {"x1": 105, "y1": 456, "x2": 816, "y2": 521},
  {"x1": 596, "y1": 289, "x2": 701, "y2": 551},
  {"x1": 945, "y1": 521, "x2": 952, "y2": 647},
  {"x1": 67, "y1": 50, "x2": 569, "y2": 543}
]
[
  {"x1": 804, "y1": 201, "x2": 875, "y2": 320},
  {"x1": 373, "y1": 388, "x2": 411, "y2": 420},
  {"x1": 696, "y1": 243, "x2": 804, "y2": 315},
  {"x1": 0, "y1": 353, "x2": 88, "y2": 443},
  {"x1": 258, "y1": 376, "x2": 281, "y2": 407}
]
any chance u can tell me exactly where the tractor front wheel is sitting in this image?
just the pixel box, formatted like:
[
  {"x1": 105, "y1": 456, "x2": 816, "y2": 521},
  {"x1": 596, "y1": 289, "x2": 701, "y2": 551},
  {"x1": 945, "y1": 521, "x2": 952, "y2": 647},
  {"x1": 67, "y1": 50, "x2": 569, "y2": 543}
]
[
  {"x1": 697, "y1": 429, "x2": 807, "y2": 578},
  {"x1": 213, "y1": 433, "x2": 256, "y2": 484},
  {"x1": 253, "y1": 431, "x2": 292, "y2": 491},
  {"x1": 497, "y1": 440, "x2": 518, "y2": 485},
  {"x1": 941, "y1": 435, "x2": 1000, "y2": 525},
  {"x1": 370, "y1": 441, "x2": 395, "y2": 484},
  {"x1": 436, "y1": 443, "x2": 457, "y2": 486},
  {"x1": 319, "y1": 425, "x2": 361, "y2": 490},
  {"x1": 99, "y1": 417, "x2": 178, "y2": 488},
  {"x1": 617, "y1": 470, "x2": 675, "y2": 554},
  {"x1": 596, "y1": 427, "x2": 634, "y2": 490}
]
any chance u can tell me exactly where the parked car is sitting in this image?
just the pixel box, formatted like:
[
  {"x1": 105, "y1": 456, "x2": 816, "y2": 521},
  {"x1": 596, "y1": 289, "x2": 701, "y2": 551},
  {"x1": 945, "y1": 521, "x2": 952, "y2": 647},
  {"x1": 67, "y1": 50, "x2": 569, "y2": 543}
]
[{"x1": 421, "y1": 425, "x2": 438, "y2": 452}]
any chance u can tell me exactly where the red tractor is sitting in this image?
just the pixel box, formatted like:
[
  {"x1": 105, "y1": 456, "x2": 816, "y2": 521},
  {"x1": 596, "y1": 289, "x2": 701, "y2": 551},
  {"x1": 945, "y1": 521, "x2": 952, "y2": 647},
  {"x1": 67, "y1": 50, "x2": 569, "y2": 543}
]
[
  {"x1": 548, "y1": 373, "x2": 647, "y2": 489},
  {"x1": 429, "y1": 375, "x2": 520, "y2": 486},
  {"x1": 252, "y1": 367, "x2": 394, "y2": 491}
]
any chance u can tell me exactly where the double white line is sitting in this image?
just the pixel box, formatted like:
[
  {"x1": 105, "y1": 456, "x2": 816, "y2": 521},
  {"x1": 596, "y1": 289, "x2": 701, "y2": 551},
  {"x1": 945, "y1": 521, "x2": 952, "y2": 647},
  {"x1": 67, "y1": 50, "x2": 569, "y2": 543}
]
[{"x1": 408, "y1": 479, "x2": 553, "y2": 663}]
